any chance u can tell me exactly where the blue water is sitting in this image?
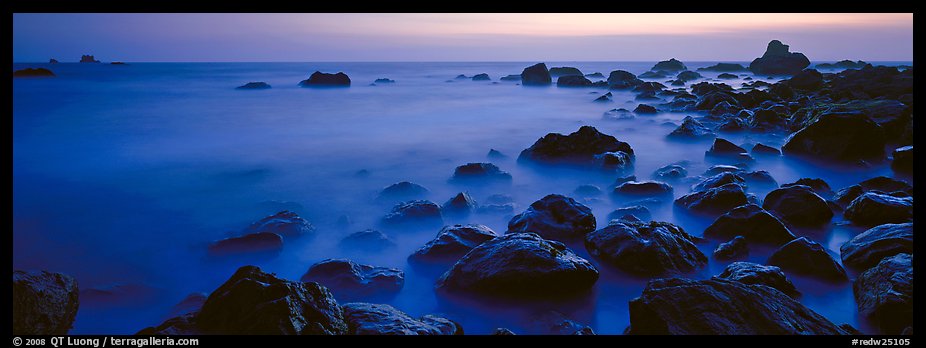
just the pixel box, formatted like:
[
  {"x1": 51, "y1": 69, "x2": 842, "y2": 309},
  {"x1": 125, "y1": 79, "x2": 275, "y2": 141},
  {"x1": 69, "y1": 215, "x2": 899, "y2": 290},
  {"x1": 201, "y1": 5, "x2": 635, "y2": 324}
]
[{"x1": 12, "y1": 61, "x2": 910, "y2": 334}]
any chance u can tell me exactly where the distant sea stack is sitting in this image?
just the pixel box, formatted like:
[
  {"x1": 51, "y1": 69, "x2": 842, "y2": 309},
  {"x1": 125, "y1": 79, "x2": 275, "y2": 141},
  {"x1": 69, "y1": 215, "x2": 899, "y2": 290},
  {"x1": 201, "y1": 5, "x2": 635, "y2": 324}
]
[
  {"x1": 299, "y1": 71, "x2": 351, "y2": 87},
  {"x1": 748, "y1": 40, "x2": 810, "y2": 75},
  {"x1": 236, "y1": 82, "x2": 272, "y2": 90},
  {"x1": 80, "y1": 55, "x2": 101, "y2": 63},
  {"x1": 49, "y1": 58, "x2": 59, "y2": 64},
  {"x1": 521, "y1": 63, "x2": 552, "y2": 85}
]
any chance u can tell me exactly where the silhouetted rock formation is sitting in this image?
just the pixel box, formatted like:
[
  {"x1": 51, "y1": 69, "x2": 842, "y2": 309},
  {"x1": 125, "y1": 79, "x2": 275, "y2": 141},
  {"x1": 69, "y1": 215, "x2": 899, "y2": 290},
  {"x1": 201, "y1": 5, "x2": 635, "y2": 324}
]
[{"x1": 748, "y1": 40, "x2": 810, "y2": 75}]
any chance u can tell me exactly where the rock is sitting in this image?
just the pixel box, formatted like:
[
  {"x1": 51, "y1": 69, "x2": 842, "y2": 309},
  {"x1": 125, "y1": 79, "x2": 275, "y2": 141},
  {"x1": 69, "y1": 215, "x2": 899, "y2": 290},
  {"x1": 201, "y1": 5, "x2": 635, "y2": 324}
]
[
  {"x1": 339, "y1": 229, "x2": 396, "y2": 252},
  {"x1": 740, "y1": 170, "x2": 778, "y2": 187},
  {"x1": 500, "y1": 74, "x2": 521, "y2": 81},
  {"x1": 493, "y1": 328, "x2": 517, "y2": 335},
  {"x1": 342, "y1": 303, "x2": 461, "y2": 335},
  {"x1": 748, "y1": 40, "x2": 810, "y2": 75},
  {"x1": 518, "y1": 126, "x2": 634, "y2": 170},
  {"x1": 507, "y1": 194, "x2": 596, "y2": 242},
  {"x1": 667, "y1": 116, "x2": 714, "y2": 139},
  {"x1": 633, "y1": 104, "x2": 658, "y2": 114},
  {"x1": 639, "y1": 71, "x2": 666, "y2": 78},
  {"x1": 695, "y1": 92, "x2": 739, "y2": 111},
  {"x1": 703, "y1": 164, "x2": 743, "y2": 176},
  {"x1": 139, "y1": 265, "x2": 348, "y2": 335},
  {"x1": 626, "y1": 278, "x2": 846, "y2": 334},
  {"x1": 674, "y1": 183, "x2": 750, "y2": 217},
  {"x1": 450, "y1": 162, "x2": 512, "y2": 183},
  {"x1": 472, "y1": 73, "x2": 491, "y2": 81},
  {"x1": 714, "y1": 262, "x2": 800, "y2": 298},
  {"x1": 833, "y1": 185, "x2": 865, "y2": 207},
  {"x1": 703, "y1": 204, "x2": 795, "y2": 245},
  {"x1": 612, "y1": 175, "x2": 638, "y2": 187},
  {"x1": 486, "y1": 148, "x2": 507, "y2": 159},
  {"x1": 840, "y1": 223, "x2": 912, "y2": 270},
  {"x1": 670, "y1": 80, "x2": 685, "y2": 86},
  {"x1": 442, "y1": 192, "x2": 478, "y2": 216},
  {"x1": 475, "y1": 203, "x2": 515, "y2": 215},
  {"x1": 593, "y1": 92, "x2": 613, "y2": 102},
  {"x1": 690, "y1": 172, "x2": 745, "y2": 192},
  {"x1": 652, "y1": 164, "x2": 687, "y2": 181},
  {"x1": 718, "y1": 118, "x2": 747, "y2": 132},
  {"x1": 243, "y1": 210, "x2": 316, "y2": 239},
  {"x1": 816, "y1": 60, "x2": 868, "y2": 70},
  {"x1": 585, "y1": 72, "x2": 605, "y2": 78},
  {"x1": 607, "y1": 206, "x2": 652, "y2": 222},
  {"x1": 485, "y1": 193, "x2": 514, "y2": 204},
  {"x1": 676, "y1": 70, "x2": 702, "y2": 82},
  {"x1": 853, "y1": 253, "x2": 912, "y2": 334},
  {"x1": 594, "y1": 150, "x2": 632, "y2": 171},
  {"x1": 409, "y1": 224, "x2": 498, "y2": 266},
  {"x1": 574, "y1": 184, "x2": 602, "y2": 197},
  {"x1": 556, "y1": 75, "x2": 593, "y2": 87},
  {"x1": 521, "y1": 63, "x2": 552, "y2": 85},
  {"x1": 167, "y1": 293, "x2": 207, "y2": 318},
  {"x1": 436, "y1": 233, "x2": 599, "y2": 297},
  {"x1": 208, "y1": 232, "x2": 284, "y2": 257},
  {"x1": 762, "y1": 185, "x2": 833, "y2": 227},
  {"x1": 381, "y1": 200, "x2": 443, "y2": 227},
  {"x1": 80, "y1": 54, "x2": 100, "y2": 63},
  {"x1": 549, "y1": 67, "x2": 583, "y2": 77},
  {"x1": 767, "y1": 237, "x2": 847, "y2": 282},
  {"x1": 787, "y1": 69, "x2": 823, "y2": 90},
  {"x1": 709, "y1": 101, "x2": 738, "y2": 116},
  {"x1": 455, "y1": 74, "x2": 469, "y2": 80},
  {"x1": 713, "y1": 236, "x2": 749, "y2": 260},
  {"x1": 751, "y1": 143, "x2": 781, "y2": 156},
  {"x1": 236, "y1": 82, "x2": 271, "y2": 90},
  {"x1": 651, "y1": 58, "x2": 687, "y2": 72},
  {"x1": 532, "y1": 311, "x2": 595, "y2": 335},
  {"x1": 613, "y1": 181, "x2": 674, "y2": 197},
  {"x1": 635, "y1": 91, "x2": 660, "y2": 101},
  {"x1": 705, "y1": 138, "x2": 748, "y2": 157},
  {"x1": 110, "y1": 62, "x2": 127, "y2": 65},
  {"x1": 299, "y1": 71, "x2": 351, "y2": 87},
  {"x1": 301, "y1": 259, "x2": 403, "y2": 302},
  {"x1": 633, "y1": 82, "x2": 667, "y2": 93},
  {"x1": 859, "y1": 176, "x2": 913, "y2": 193},
  {"x1": 891, "y1": 146, "x2": 913, "y2": 174},
  {"x1": 844, "y1": 193, "x2": 913, "y2": 226},
  {"x1": 376, "y1": 181, "x2": 430, "y2": 203},
  {"x1": 49, "y1": 58, "x2": 59, "y2": 64},
  {"x1": 13, "y1": 68, "x2": 55, "y2": 77},
  {"x1": 584, "y1": 221, "x2": 707, "y2": 277},
  {"x1": 607, "y1": 70, "x2": 643, "y2": 89},
  {"x1": 374, "y1": 78, "x2": 395, "y2": 84},
  {"x1": 783, "y1": 112, "x2": 887, "y2": 164},
  {"x1": 12, "y1": 270, "x2": 80, "y2": 335},
  {"x1": 781, "y1": 178, "x2": 832, "y2": 197},
  {"x1": 698, "y1": 63, "x2": 747, "y2": 72},
  {"x1": 717, "y1": 73, "x2": 738, "y2": 79}
]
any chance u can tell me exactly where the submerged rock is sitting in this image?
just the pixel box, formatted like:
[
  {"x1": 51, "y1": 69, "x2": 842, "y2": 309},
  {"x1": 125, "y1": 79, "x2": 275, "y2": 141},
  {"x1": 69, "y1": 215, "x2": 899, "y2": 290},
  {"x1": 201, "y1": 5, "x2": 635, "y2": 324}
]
[
  {"x1": 487, "y1": 148, "x2": 507, "y2": 159},
  {"x1": 500, "y1": 74, "x2": 521, "y2": 81},
  {"x1": 717, "y1": 73, "x2": 738, "y2": 79},
  {"x1": 751, "y1": 143, "x2": 781, "y2": 156},
  {"x1": 13, "y1": 270, "x2": 80, "y2": 335},
  {"x1": 652, "y1": 164, "x2": 687, "y2": 181},
  {"x1": 748, "y1": 40, "x2": 810, "y2": 75},
  {"x1": 236, "y1": 82, "x2": 271, "y2": 90},
  {"x1": 13, "y1": 68, "x2": 55, "y2": 77},
  {"x1": 339, "y1": 229, "x2": 396, "y2": 253},
  {"x1": 651, "y1": 58, "x2": 687, "y2": 72},
  {"x1": 584, "y1": 221, "x2": 707, "y2": 277},
  {"x1": 840, "y1": 223, "x2": 912, "y2": 270},
  {"x1": 409, "y1": 224, "x2": 498, "y2": 266},
  {"x1": 549, "y1": 66, "x2": 583, "y2": 77},
  {"x1": 713, "y1": 236, "x2": 748, "y2": 261},
  {"x1": 639, "y1": 71, "x2": 666, "y2": 78},
  {"x1": 667, "y1": 116, "x2": 714, "y2": 139},
  {"x1": 472, "y1": 73, "x2": 491, "y2": 81},
  {"x1": 853, "y1": 253, "x2": 912, "y2": 335},
  {"x1": 450, "y1": 162, "x2": 512, "y2": 183},
  {"x1": 691, "y1": 172, "x2": 746, "y2": 192},
  {"x1": 593, "y1": 92, "x2": 613, "y2": 102},
  {"x1": 767, "y1": 237, "x2": 847, "y2": 282},
  {"x1": 208, "y1": 232, "x2": 284, "y2": 257},
  {"x1": 607, "y1": 205, "x2": 652, "y2": 222},
  {"x1": 376, "y1": 181, "x2": 430, "y2": 203},
  {"x1": 381, "y1": 200, "x2": 443, "y2": 227},
  {"x1": 436, "y1": 233, "x2": 599, "y2": 297},
  {"x1": 714, "y1": 262, "x2": 800, "y2": 298},
  {"x1": 891, "y1": 146, "x2": 913, "y2": 174},
  {"x1": 442, "y1": 192, "x2": 478, "y2": 216},
  {"x1": 521, "y1": 63, "x2": 552, "y2": 85},
  {"x1": 782, "y1": 178, "x2": 832, "y2": 197},
  {"x1": 507, "y1": 194, "x2": 596, "y2": 242},
  {"x1": 607, "y1": 70, "x2": 643, "y2": 89},
  {"x1": 762, "y1": 185, "x2": 833, "y2": 227},
  {"x1": 676, "y1": 70, "x2": 702, "y2": 82},
  {"x1": 243, "y1": 210, "x2": 316, "y2": 239},
  {"x1": 518, "y1": 126, "x2": 634, "y2": 170},
  {"x1": 633, "y1": 104, "x2": 658, "y2": 114},
  {"x1": 299, "y1": 71, "x2": 351, "y2": 87},
  {"x1": 816, "y1": 60, "x2": 869, "y2": 70},
  {"x1": 342, "y1": 303, "x2": 461, "y2": 335},
  {"x1": 626, "y1": 278, "x2": 847, "y2": 334},
  {"x1": 613, "y1": 180, "x2": 674, "y2": 198},
  {"x1": 697, "y1": 63, "x2": 747, "y2": 72},
  {"x1": 556, "y1": 75, "x2": 593, "y2": 87},
  {"x1": 301, "y1": 259, "x2": 403, "y2": 301},
  {"x1": 782, "y1": 112, "x2": 887, "y2": 164},
  {"x1": 674, "y1": 183, "x2": 750, "y2": 217},
  {"x1": 574, "y1": 184, "x2": 603, "y2": 197},
  {"x1": 703, "y1": 204, "x2": 795, "y2": 246},
  {"x1": 843, "y1": 193, "x2": 913, "y2": 226},
  {"x1": 531, "y1": 311, "x2": 595, "y2": 335},
  {"x1": 603, "y1": 108, "x2": 635, "y2": 121},
  {"x1": 705, "y1": 138, "x2": 748, "y2": 158},
  {"x1": 374, "y1": 78, "x2": 395, "y2": 84}
]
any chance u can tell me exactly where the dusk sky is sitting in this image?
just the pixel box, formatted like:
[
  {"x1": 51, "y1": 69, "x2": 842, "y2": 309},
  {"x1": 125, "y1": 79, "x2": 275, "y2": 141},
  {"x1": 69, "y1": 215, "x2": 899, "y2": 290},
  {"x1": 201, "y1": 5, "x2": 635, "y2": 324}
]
[{"x1": 13, "y1": 13, "x2": 913, "y2": 62}]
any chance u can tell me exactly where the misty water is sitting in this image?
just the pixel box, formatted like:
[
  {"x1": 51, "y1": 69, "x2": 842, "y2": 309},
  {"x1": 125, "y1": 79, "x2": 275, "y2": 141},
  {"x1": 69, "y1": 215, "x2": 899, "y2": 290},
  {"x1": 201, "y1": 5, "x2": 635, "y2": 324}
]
[{"x1": 12, "y1": 61, "x2": 908, "y2": 334}]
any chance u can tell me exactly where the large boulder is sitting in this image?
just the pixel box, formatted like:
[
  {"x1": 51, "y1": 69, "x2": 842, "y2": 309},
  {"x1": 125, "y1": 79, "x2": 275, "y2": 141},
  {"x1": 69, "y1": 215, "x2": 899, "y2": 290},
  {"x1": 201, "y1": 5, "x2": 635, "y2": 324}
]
[
  {"x1": 781, "y1": 178, "x2": 832, "y2": 197},
  {"x1": 584, "y1": 221, "x2": 707, "y2": 277},
  {"x1": 549, "y1": 66, "x2": 583, "y2": 77},
  {"x1": 381, "y1": 200, "x2": 443, "y2": 227},
  {"x1": 626, "y1": 278, "x2": 848, "y2": 334},
  {"x1": 651, "y1": 58, "x2": 687, "y2": 72},
  {"x1": 299, "y1": 71, "x2": 351, "y2": 87},
  {"x1": 435, "y1": 233, "x2": 599, "y2": 297},
  {"x1": 652, "y1": 164, "x2": 687, "y2": 181},
  {"x1": 607, "y1": 205, "x2": 652, "y2": 222},
  {"x1": 301, "y1": 259, "x2": 404, "y2": 302},
  {"x1": 714, "y1": 262, "x2": 800, "y2": 298},
  {"x1": 676, "y1": 70, "x2": 702, "y2": 82},
  {"x1": 703, "y1": 204, "x2": 796, "y2": 246},
  {"x1": 613, "y1": 181, "x2": 674, "y2": 197},
  {"x1": 518, "y1": 126, "x2": 634, "y2": 170},
  {"x1": 441, "y1": 192, "x2": 478, "y2": 216},
  {"x1": 748, "y1": 40, "x2": 811, "y2": 75},
  {"x1": 782, "y1": 112, "x2": 887, "y2": 164},
  {"x1": 713, "y1": 236, "x2": 749, "y2": 261},
  {"x1": 697, "y1": 63, "x2": 747, "y2": 72},
  {"x1": 840, "y1": 223, "x2": 912, "y2": 270},
  {"x1": 667, "y1": 116, "x2": 714, "y2": 139},
  {"x1": 853, "y1": 253, "x2": 913, "y2": 335},
  {"x1": 376, "y1": 181, "x2": 430, "y2": 203},
  {"x1": 450, "y1": 163, "x2": 512, "y2": 183},
  {"x1": 891, "y1": 146, "x2": 913, "y2": 174},
  {"x1": 13, "y1": 271, "x2": 80, "y2": 335},
  {"x1": 690, "y1": 172, "x2": 745, "y2": 192},
  {"x1": 342, "y1": 303, "x2": 462, "y2": 335},
  {"x1": 208, "y1": 232, "x2": 284, "y2": 257},
  {"x1": 844, "y1": 193, "x2": 913, "y2": 226},
  {"x1": 607, "y1": 70, "x2": 643, "y2": 89},
  {"x1": 507, "y1": 194, "x2": 596, "y2": 242},
  {"x1": 556, "y1": 75, "x2": 593, "y2": 87},
  {"x1": 786, "y1": 69, "x2": 823, "y2": 90},
  {"x1": 767, "y1": 237, "x2": 848, "y2": 282},
  {"x1": 338, "y1": 229, "x2": 396, "y2": 252},
  {"x1": 243, "y1": 210, "x2": 316, "y2": 239},
  {"x1": 521, "y1": 63, "x2": 552, "y2": 85},
  {"x1": 674, "y1": 183, "x2": 750, "y2": 217},
  {"x1": 762, "y1": 185, "x2": 833, "y2": 227},
  {"x1": 408, "y1": 224, "x2": 498, "y2": 266},
  {"x1": 704, "y1": 138, "x2": 749, "y2": 158}
]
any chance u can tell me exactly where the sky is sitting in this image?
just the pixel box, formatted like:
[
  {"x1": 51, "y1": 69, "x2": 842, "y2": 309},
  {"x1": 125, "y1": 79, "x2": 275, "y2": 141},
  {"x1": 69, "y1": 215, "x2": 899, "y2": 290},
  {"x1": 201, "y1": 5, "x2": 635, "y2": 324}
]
[{"x1": 12, "y1": 13, "x2": 914, "y2": 62}]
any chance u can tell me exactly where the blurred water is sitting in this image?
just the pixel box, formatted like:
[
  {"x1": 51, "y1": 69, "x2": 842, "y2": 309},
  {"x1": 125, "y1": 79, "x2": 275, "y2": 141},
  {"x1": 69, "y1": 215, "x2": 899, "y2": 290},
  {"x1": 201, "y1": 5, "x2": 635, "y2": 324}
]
[{"x1": 12, "y1": 61, "x2": 908, "y2": 334}]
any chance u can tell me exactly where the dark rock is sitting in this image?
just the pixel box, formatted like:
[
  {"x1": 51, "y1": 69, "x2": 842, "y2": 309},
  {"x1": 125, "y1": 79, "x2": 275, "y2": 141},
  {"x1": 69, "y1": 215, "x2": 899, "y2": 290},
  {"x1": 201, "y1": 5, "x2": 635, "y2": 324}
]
[
  {"x1": 782, "y1": 112, "x2": 886, "y2": 164},
  {"x1": 635, "y1": 91, "x2": 660, "y2": 101},
  {"x1": 381, "y1": 200, "x2": 443, "y2": 227},
  {"x1": 787, "y1": 69, "x2": 823, "y2": 90},
  {"x1": 243, "y1": 210, "x2": 316, "y2": 239},
  {"x1": 80, "y1": 54, "x2": 100, "y2": 63},
  {"x1": 593, "y1": 92, "x2": 613, "y2": 102},
  {"x1": 500, "y1": 74, "x2": 521, "y2": 81},
  {"x1": 299, "y1": 71, "x2": 351, "y2": 87},
  {"x1": 556, "y1": 75, "x2": 593, "y2": 87},
  {"x1": 626, "y1": 277, "x2": 847, "y2": 334},
  {"x1": 703, "y1": 164, "x2": 743, "y2": 176},
  {"x1": 891, "y1": 146, "x2": 913, "y2": 174},
  {"x1": 584, "y1": 221, "x2": 706, "y2": 277},
  {"x1": 301, "y1": 259, "x2": 403, "y2": 302},
  {"x1": 49, "y1": 58, "x2": 59, "y2": 64},
  {"x1": 762, "y1": 185, "x2": 833, "y2": 227},
  {"x1": 409, "y1": 224, "x2": 498, "y2": 266},
  {"x1": 691, "y1": 172, "x2": 745, "y2": 192},
  {"x1": 676, "y1": 70, "x2": 702, "y2": 82},
  {"x1": 507, "y1": 194, "x2": 596, "y2": 242},
  {"x1": 585, "y1": 72, "x2": 604, "y2": 78},
  {"x1": 717, "y1": 73, "x2": 738, "y2": 79},
  {"x1": 633, "y1": 104, "x2": 658, "y2": 114},
  {"x1": 236, "y1": 82, "x2": 271, "y2": 90},
  {"x1": 718, "y1": 118, "x2": 747, "y2": 132},
  {"x1": 493, "y1": 328, "x2": 516, "y2": 335},
  {"x1": 674, "y1": 183, "x2": 750, "y2": 217},
  {"x1": 549, "y1": 67, "x2": 583, "y2": 77},
  {"x1": 607, "y1": 70, "x2": 643, "y2": 89},
  {"x1": 475, "y1": 203, "x2": 515, "y2": 215},
  {"x1": 834, "y1": 185, "x2": 866, "y2": 208},
  {"x1": 840, "y1": 223, "x2": 912, "y2": 270},
  {"x1": 450, "y1": 162, "x2": 512, "y2": 183},
  {"x1": 712, "y1": 236, "x2": 749, "y2": 261},
  {"x1": 858, "y1": 176, "x2": 912, "y2": 193},
  {"x1": 484, "y1": 193, "x2": 514, "y2": 205},
  {"x1": 695, "y1": 91, "x2": 739, "y2": 110},
  {"x1": 652, "y1": 164, "x2": 687, "y2": 181},
  {"x1": 442, "y1": 192, "x2": 477, "y2": 216},
  {"x1": 782, "y1": 178, "x2": 832, "y2": 197},
  {"x1": 472, "y1": 73, "x2": 490, "y2": 81},
  {"x1": 714, "y1": 262, "x2": 800, "y2": 298},
  {"x1": 751, "y1": 143, "x2": 781, "y2": 156},
  {"x1": 167, "y1": 293, "x2": 207, "y2": 318},
  {"x1": 748, "y1": 40, "x2": 811, "y2": 75},
  {"x1": 705, "y1": 138, "x2": 748, "y2": 157},
  {"x1": 521, "y1": 63, "x2": 552, "y2": 85},
  {"x1": 455, "y1": 74, "x2": 468, "y2": 79},
  {"x1": 698, "y1": 63, "x2": 747, "y2": 72},
  {"x1": 110, "y1": 62, "x2": 127, "y2": 65},
  {"x1": 667, "y1": 116, "x2": 714, "y2": 139},
  {"x1": 339, "y1": 229, "x2": 396, "y2": 252},
  {"x1": 208, "y1": 232, "x2": 283, "y2": 257},
  {"x1": 633, "y1": 81, "x2": 666, "y2": 93},
  {"x1": 374, "y1": 78, "x2": 395, "y2": 84},
  {"x1": 436, "y1": 233, "x2": 599, "y2": 297},
  {"x1": 487, "y1": 148, "x2": 507, "y2": 159},
  {"x1": 342, "y1": 303, "x2": 461, "y2": 335},
  {"x1": 13, "y1": 68, "x2": 55, "y2": 77},
  {"x1": 614, "y1": 181, "x2": 674, "y2": 197},
  {"x1": 704, "y1": 204, "x2": 795, "y2": 245},
  {"x1": 518, "y1": 126, "x2": 634, "y2": 170},
  {"x1": 740, "y1": 170, "x2": 778, "y2": 187},
  {"x1": 651, "y1": 58, "x2": 687, "y2": 72},
  {"x1": 574, "y1": 184, "x2": 602, "y2": 197},
  {"x1": 376, "y1": 181, "x2": 430, "y2": 203},
  {"x1": 607, "y1": 206, "x2": 651, "y2": 222},
  {"x1": 532, "y1": 311, "x2": 595, "y2": 335},
  {"x1": 612, "y1": 175, "x2": 637, "y2": 187},
  {"x1": 853, "y1": 253, "x2": 912, "y2": 334},
  {"x1": 709, "y1": 101, "x2": 738, "y2": 116},
  {"x1": 844, "y1": 192, "x2": 913, "y2": 226},
  {"x1": 815, "y1": 60, "x2": 868, "y2": 70},
  {"x1": 767, "y1": 237, "x2": 847, "y2": 282},
  {"x1": 12, "y1": 270, "x2": 80, "y2": 335},
  {"x1": 747, "y1": 108, "x2": 786, "y2": 131}
]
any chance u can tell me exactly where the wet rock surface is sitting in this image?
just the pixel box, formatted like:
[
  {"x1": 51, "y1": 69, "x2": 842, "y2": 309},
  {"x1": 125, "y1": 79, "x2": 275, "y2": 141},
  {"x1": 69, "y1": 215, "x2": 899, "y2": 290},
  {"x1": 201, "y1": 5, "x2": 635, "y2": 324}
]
[
  {"x1": 381, "y1": 200, "x2": 443, "y2": 227},
  {"x1": 13, "y1": 270, "x2": 80, "y2": 335},
  {"x1": 762, "y1": 185, "x2": 833, "y2": 227},
  {"x1": 339, "y1": 229, "x2": 396, "y2": 252},
  {"x1": 840, "y1": 223, "x2": 912, "y2": 271},
  {"x1": 584, "y1": 220, "x2": 707, "y2": 277},
  {"x1": 301, "y1": 259, "x2": 404, "y2": 302},
  {"x1": 703, "y1": 204, "x2": 795, "y2": 245},
  {"x1": 714, "y1": 262, "x2": 800, "y2": 298},
  {"x1": 409, "y1": 224, "x2": 498, "y2": 266},
  {"x1": 518, "y1": 126, "x2": 634, "y2": 170},
  {"x1": 843, "y1": 192, "x2": 913, "y2": 226},
  {"x1": 507, "y1": 194, "x2": 595, "y2": 242},
  {"x1": 243, "y1": 210, "x2": 317, "y2": 239},
  {"x1": 768, "y1": 237, "x2": 848, "y2": 282},
  {"x1": 853, "y1": 253, "x2": 912, "y2": 335},
  {"x1": 342, "y1": 303, "x2": 462, "y2": 335}
]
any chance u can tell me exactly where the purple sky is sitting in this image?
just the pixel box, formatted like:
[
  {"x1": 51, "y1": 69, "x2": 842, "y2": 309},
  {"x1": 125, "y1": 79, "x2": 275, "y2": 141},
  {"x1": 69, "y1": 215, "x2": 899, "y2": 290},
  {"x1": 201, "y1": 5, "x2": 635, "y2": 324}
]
[{"x1": 13, "y1": 13, "x2": 913, "y2": 62}]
